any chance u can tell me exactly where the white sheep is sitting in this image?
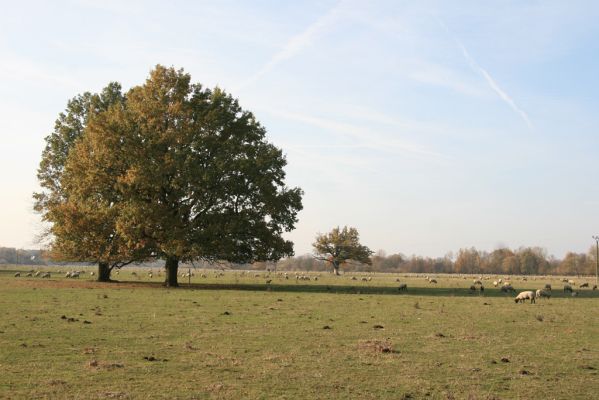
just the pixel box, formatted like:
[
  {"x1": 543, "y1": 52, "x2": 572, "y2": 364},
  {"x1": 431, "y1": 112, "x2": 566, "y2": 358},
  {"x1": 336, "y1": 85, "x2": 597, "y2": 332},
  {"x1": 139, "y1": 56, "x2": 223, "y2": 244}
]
[
  {"x1": 41, "y1": 272, "x2": 51, "y2": 278},
  {"x1": 515, "y1": 291, "x2": 536, "y2": 304},
  {"x1": 535, "y1": 289, "x2": 551, "y2": 299},
  {"x1": 473, "y1": 280, "x2": 482, "y2": 285},
  {"x1": 90, "y1": 271, "x2": 95, "y2": 276},
  {"x1": 429, "y1": 279, "x2": 437, "y2": 284},
  {"x1": 493, "y1": 281, "x2": 498, "y2": 287},
  {"x1": 14, "y1": 272, "x2": 21, "y2": 277},
  {"x1": 398, "y1": 283, "x2": 407, "y2": 291}
]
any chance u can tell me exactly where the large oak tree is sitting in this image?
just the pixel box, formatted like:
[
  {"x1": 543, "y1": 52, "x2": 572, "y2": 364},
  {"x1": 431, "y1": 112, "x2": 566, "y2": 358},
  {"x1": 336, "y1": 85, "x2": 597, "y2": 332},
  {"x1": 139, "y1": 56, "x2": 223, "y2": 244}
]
[
  {"x1": 34, "y1": 83, "x2": 146, "y2": 281},
  {"x1": 54, "y1": 65, "x2": 303, "y2": 286}
]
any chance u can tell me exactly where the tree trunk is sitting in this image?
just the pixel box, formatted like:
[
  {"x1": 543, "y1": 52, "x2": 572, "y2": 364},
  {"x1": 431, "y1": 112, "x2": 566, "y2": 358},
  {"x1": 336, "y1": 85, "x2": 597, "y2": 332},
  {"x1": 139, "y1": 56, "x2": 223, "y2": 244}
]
[
  {"x1": 333, "y1": 263, "x2": 340, "y2": 275},
  {"x1": 164, "y1": 255, "x2": 179, "y2": 287},
  {"x1": 98, "y1": 262, "x2": 112, "y2": 282}
]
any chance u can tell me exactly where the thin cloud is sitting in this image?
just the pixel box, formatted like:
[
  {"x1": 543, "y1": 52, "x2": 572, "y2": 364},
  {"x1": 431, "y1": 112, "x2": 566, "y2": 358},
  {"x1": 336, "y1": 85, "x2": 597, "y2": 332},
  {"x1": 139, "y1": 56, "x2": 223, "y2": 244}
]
[
  {"x1": 261, "y1": 108, "x2": 445, "y2": 160},
  {"x1": 238, "y1": 1, "x2": 345, "y2": 90},
  {"x1": 457, "y1": 43, "x2": 533, "y2": 130}
]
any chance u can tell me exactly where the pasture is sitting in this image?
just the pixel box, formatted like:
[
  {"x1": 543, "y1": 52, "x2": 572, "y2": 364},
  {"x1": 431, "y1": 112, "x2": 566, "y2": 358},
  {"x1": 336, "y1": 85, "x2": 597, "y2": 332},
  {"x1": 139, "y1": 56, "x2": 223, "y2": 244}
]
[{"x1": 0, "y1": 266, "x2": 598, "y2": 399}]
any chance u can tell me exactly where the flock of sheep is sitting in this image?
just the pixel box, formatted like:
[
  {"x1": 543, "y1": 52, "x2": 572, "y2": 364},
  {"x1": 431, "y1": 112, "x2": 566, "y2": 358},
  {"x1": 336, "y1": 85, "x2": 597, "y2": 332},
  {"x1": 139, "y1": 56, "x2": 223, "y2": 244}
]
[{"x1": 10, "y1": 268, "x2": 598, "y2": 304}]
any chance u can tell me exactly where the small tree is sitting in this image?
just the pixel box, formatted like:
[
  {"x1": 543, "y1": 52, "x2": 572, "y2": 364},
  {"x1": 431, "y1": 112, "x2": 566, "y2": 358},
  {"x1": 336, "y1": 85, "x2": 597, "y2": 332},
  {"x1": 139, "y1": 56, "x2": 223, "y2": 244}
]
[{"x1": 313, "y1": 226, "x2": 373, "y2": 275}]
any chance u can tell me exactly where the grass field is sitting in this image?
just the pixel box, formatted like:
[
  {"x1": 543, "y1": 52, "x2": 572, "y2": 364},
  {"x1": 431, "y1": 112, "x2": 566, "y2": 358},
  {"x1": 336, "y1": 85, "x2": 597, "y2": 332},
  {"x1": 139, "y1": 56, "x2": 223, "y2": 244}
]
[{"x1": 0, "y1": 265, "x2": 598, "y2": 399}]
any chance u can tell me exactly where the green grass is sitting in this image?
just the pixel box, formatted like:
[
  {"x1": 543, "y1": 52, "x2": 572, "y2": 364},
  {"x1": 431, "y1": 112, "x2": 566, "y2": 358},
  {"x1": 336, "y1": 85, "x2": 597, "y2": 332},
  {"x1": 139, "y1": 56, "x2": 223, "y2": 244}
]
[{"x1": 0, "y1": 266, "x2": 598, "y2": 399}]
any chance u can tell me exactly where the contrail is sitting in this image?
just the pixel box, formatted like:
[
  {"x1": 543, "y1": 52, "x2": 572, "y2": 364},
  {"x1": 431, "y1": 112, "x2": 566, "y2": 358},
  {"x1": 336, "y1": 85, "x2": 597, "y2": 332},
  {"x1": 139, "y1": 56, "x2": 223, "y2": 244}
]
[
  {"x1": 238, "y1": 1, "x2": 345, "y2": 90},
  {"x1": 457, "y1": 43, "x2": 533, "y2": 130},
  {"x1": 436, "y1": 18, "x2": 533, "y2": 129}
]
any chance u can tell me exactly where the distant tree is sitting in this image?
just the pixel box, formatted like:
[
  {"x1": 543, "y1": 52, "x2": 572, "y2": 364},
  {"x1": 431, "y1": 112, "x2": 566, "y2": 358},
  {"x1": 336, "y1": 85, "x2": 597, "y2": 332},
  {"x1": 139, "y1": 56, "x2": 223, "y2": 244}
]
[
  {"x1": 66, "y1": 66, "x2": 303, "y2": 286},
  {"x1": 313, "y1": 226, "x2": 373, "y2": 275},
  {"x1": 454, "y1": 247, "x2": 480, "y2": 274}
]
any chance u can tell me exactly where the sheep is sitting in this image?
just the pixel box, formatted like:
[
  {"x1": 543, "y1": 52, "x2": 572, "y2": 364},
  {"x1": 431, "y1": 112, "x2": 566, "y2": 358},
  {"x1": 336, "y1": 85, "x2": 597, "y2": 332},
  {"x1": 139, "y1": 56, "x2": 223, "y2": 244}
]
[
  {"x1": 70, "y1": 271, "x2": 80, "y2": 279},
  {"x1": 535, "y1": 289, "x2": 551, "y2": 299},
  {"x1": 41, "y1": 272, "x2": 51, "y2": 278},
  {"x1": 498, "y1": 278, "x2": 503, "y2": 284},
  {"x1": 90, "y1": 271, "x2": 95, "y2": 276},
  {"x1": 14, "y1": 272, "x2": 21, "y2": 277},
  {"x1": 469, "y1": 285, "x2": 477, "y2": 291},
  {"x1": 148, "y1": 272, "x2": 153, "y2": 278},
  {"x1": 568, "y1": 279, "x2": 575, "y2": 285},
  {"x1": 579, "y1": 282, "x2": 589, "y2": 288},
  {"x1": 593, "y1": 285, "x2": 598, "y2": 291},
  {"x1": 429, "y1": 279, "x2": 437, "y2": 284},
  {"x1": 563, "y1": 284, "x2": 573, "y2": 293},
  {"x1": 351, "y1": 276, "x2": 357, "y2": 281},
  {"x1": 544, "y1": 284, "x2": 552, "y2": 290},
  {"x1": 515, "y1": 291, "x2": 536, "y2": 304},
  {"x1": 25, "y1": 272, "x2": 33, "y2": 277},
  {"x1": 473, "y1": 279, "x2": 482, "y2": 285},
  {"x1": 131, "y1": 271, "x2": 137, "y2": 277},
  {"x1": 34, "y1": 271, "x2": 41, "y2": 277},
  {"x1": 501, "y1": 284, "x2": 516, "y2": 293},
  {"x1": 493, "y1": 281, "x2": 498, "y2": 287},
  {"x1": 572, "y1": 291, "x2": 578, "y2": 297},
  {"x1": 398, "y1": 283, "x2": 407, "y2": 291}
]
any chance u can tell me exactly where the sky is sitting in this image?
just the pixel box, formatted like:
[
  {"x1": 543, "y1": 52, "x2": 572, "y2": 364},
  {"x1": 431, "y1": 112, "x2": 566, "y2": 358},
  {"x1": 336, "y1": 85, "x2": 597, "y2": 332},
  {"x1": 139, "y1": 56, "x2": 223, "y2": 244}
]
[{"x1": 1, "y1": 0, "x2": 599, "y2": 259}]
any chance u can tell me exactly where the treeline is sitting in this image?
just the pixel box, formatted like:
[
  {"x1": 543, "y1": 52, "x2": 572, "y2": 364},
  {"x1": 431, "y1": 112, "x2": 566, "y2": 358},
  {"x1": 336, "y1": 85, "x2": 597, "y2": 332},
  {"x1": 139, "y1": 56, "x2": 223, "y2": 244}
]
[
  {"x1": 1, "y1": 245, "x2": 596, "y2": 276},
  {"x1": 0, "y1": 247, "x2": 47, "y2": 265},
  {"x1": 275, "y1": 246, "x2": 597, "y2": 276}
]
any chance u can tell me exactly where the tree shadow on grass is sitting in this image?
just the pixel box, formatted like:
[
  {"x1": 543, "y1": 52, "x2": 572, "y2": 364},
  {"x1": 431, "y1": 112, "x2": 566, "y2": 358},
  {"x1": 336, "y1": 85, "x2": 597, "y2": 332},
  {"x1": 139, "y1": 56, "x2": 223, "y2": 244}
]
[{"x1": 176, "y1": 282, "x2": 598, "y2": 299}]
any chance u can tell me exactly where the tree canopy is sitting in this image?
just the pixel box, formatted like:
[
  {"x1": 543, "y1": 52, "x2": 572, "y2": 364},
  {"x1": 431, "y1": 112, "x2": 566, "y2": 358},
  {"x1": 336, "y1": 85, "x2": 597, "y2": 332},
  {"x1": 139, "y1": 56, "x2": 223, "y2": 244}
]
[
  {"x1": 35, "y1": 65, "x2": 303, "y2": 285},
  {"x1": 313, "y1": 226, "x2": 373, "y2": 275}
]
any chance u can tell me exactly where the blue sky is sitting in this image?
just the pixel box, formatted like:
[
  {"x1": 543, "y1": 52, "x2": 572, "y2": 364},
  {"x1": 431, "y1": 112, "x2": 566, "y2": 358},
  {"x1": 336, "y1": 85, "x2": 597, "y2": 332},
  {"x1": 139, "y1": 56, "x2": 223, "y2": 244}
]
[{"x1": 1, "y1": 0, "x2": 598, "y2": 258}]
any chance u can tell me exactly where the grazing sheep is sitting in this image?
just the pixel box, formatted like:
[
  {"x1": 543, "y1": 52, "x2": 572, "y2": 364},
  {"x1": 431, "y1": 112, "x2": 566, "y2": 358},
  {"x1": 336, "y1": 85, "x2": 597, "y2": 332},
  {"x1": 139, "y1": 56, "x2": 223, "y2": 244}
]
[
  {"x1": 498, "y1": 278, "x2": 503, "y2": 284},
  {"x1": 14, "y1": 272, "x2": 21, "y2": 277},
  {"x1": 544, "y1": 284, "x2": 552, "y2": 290},
  {"x1": 41, "y1": 272, "x2": 51, "y2": 278},
  {"x1": 473, "y1": 280, "x2": 482, "y2": 285},
  {"x1": 501, "y1": 284, "x2": 516, "y2": 293},
  {"x1": 131, "y1": 272, "x2": 137, "y2": 277},
  {"x1": 34, "y1": 271, "x2": 41, "y2": 277},
  {"x1": 568, "y1": 279, "x2": 575, "y2": 285},
  {"x1": 351, "y1": 276, "x2": 357, "y2": 281},
  {"x1": 25, "y1": 272, "x2": 33, "y2": 277},
  {"x1": 90, "y1": 271, "x2": 95, "y2": 276},
  {"x1": 562, "y1": 278, "x2": 568, "y2": 283},
  {"x1": 536, "y1": 289, "x2": 551, "y2": 299},
  {"x1": 515, "y1": 291, "x2": 536, "y2": 304},
  {"x1": 563, "y1": 284, "x2": 573, "y2": 293},
  {"x1": 429, "y1": 279, "x2": 437, "y2": 284},
  {"x1": 148, "y1": 273, "x2": 153, "y2": 278},
  {"x1": 593, "y1": 285, "x2": 597, "y2": 291},
  {"x1": 469, "y1": 285, "x2": 477, "y2": 291},
  {"x1": 398, "y1": 283, "x2": 407, "y2": 291},
  {"x1": 579, "y1": 282, "x2": 589, "y2": 288},
  {"x1": 493, "y1": 281, "x2": 498, "y2": 287},
  {"x1": 480, "y1": 285, "x2": 484, "y2": 292}
]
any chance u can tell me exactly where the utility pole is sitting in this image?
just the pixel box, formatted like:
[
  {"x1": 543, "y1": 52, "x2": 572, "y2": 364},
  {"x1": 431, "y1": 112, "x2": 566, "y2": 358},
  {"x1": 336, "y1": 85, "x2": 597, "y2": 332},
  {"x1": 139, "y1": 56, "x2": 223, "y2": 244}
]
[{"x1": 593, "y1": 236, "x2": 599, "y2": 286}]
